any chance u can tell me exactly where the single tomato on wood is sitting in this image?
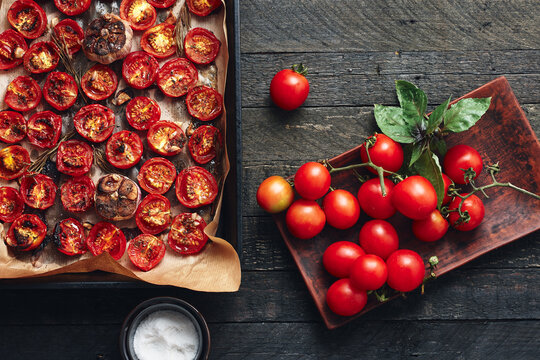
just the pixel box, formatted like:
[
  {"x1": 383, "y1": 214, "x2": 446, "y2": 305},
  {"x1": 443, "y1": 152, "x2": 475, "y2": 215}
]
[
  {"x1": 270, "y1": 64, "x2": 309, "y2": 111},
  {"x1": 256, "y1": 175, "x2": 294, "y2": 214}
]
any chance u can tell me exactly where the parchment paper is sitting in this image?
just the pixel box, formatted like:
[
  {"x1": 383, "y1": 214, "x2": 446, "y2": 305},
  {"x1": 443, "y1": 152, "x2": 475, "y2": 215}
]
[{"x1": 0, "y1": 0, "x2": 241, "y2": 292}]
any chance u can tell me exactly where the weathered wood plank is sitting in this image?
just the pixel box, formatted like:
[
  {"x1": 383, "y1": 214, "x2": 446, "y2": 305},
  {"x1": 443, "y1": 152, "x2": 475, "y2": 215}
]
[{"x1": 240, "y1": 0, "x2": 540, "y2": 53}]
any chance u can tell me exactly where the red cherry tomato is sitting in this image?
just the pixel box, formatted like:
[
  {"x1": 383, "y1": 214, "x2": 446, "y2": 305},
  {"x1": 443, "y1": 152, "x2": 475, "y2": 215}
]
[
  {"x1": 86, "y1": 221, "x2": 126, "y2": 260},
  {"x1": 188, "y1": 125, "x2": 222, "y2": 164},
  {"x1": 448, "y1": 193, "x2": 485, "y2": 231},
  {"x1": 0, "y1": 186, "x2": 24, "y2": 223},
  {"x1": 140, "y1": 17, "x2": 177, "y2": 59},
  {"x1": 43, "y1": 71, "x2": 78, "y2": 111},
  {"x1": 120, "y1": 0, "x2": 157, "y2": 31},
  {"x1": 8, "y1": 0, "x2": 47, "y2": 39},
  {"x1": 147, "y1": 0, "x2": 176, "y2": 8},
  {"x1": 326, "y1": 278, "x2": 367, "y2": 317},
  {"x1": 186, "y1": 86, "x2": 223, "y2": 121},
  {"x1": 175, "y1": 166, "x2": 218, "y2": 208},
  {"x1": 23, "y1": 41, "x2": 59, "y2": 74},
  {"x1": 156, "y1": 58, "x2": 198, "y2": 97},
  {"x1": 56, "y1": 140, "x2": 93, "y2": 176},
  {"x1": 19, "y1": 174, "x2": 57, "y2": 210},
  {"x1": 294, "y1": 162, "x2": 330, "y2": 200},
  {"x1": 106, "y1": 131, "x2": 143, "y2": 169},
  {"x1": 135, "y1": 194, "x2": 172, "y2": 234},
  {"x1": 350, "y1": 254, "x2": 388, "y2": 290},
  {"x1": 53, "y1": 19, "x2": 84, "y2": 56},
  {"x1": 5, "y1": 214, "x2": 47, "y2": 251},
  {"x1": 60, "y1": 175, "x2": 95, "y2": 213},
  {"x1": 0, "y1": 145, "x2": 30, "y2": 180},
  {"x1": 358, "y1": 219, "x2": 399, "y2": 260},
  {"x1": 27, "y1": 111, "x2": 62, "y2": 149},
  {"x1": 256, "y1": 175, "x2": 294, "y2": 214},
  {"x1": 360, "y1": 133, "x2": 404, "y2": 175},
  {"x1": 285, "y1": 199, "x2": 326, "y2": 239},
  {"x1": 386, "y1": 249, "x2": 425, "y2": 292},
  {"x1": 184, "y1": 27, "x2": 220, "y2": 65},
  {"x1": 54, "y1": 0, "x2": 91, "y2": 16},
  {"x1": 128, "y1": 234, "x2": 166, "y2": 271},
  {"x1": 443, "y1": 144, "x2": 483, "y2": 185},
  {"x1": 186, "y1": 0, "x2": 222, "y2": 16},
  {"x1": 270, "y1": 67, "x2": 309, "y2": 111},
  {"x1": 81, "y1": 64, "x2": 118, "y2": 101},
  {"x1": 74, "y1": 104, "x2": 115, "y2": 143},
  {"x1": 0, "y1": 111, "x2": 26, "y2": 144},
  {"x1": 412, "y1": 209, "x2": 449, "y2": 242},
  {"x1": 322, "y1": 241, "x2": 365, "y2": 278},
  {"x1": 0, "y1": 29, "x2": 28, "y2": 70},
  {"x1": 357, "y1": 178, "x2": 396, "y2": 219},
  {"x1": 122, "y1": 51, "x2": 159, "y2": 90},
  {"x1": 168, "y1": 212, "x2": 208, "y2": 255},
  {"x1": 53, "y1": 218, "x2": 87, "y2": 256},
  {"x1": 322, "y1": 189, "x2": 360, "y2": 229},
  {"x1": 137, "y1": 157, "x2": 176, "y2": 195},
  {"x1": 126, "y1": 96, "x2": 161, "y2": 130},
  {"x1": 392, "y1": 175, "x2": 437, "y2": 220},
  {"x1": 5, "y1": 75, "x2": 42, "y2": 112},
  {"x1": 441, "y1": 173, "x2": 454, "y2": 204},
  {"x1": 147, "y1": 120, "x2": 187, "y2": 156}
]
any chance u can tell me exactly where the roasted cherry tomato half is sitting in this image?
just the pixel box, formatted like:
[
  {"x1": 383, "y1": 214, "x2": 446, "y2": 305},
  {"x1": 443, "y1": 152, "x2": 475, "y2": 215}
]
[
  {"x1": 74, "y1": 104, "x2": 116, "y2": 143},
  {"x1": 135, "y1": 194, "x2": 172, "y2": 234},
  {"x1": 360, "y1": 133, "x2": 404, "y2": 176},
  {"x1": 0, "y1": 29, "x2": 28, "y2": 70},
  {"x1": 8, "y1": 0, "x2": 47, "y2": 39},
  {"x1": 137, "y1": 157, "x2": 176, "y2": 194},
  {"x1": 126, "y1": 96, "x2": 161, "y2": 130},
  {"x1": 443, "y1": 144, "x2": 483, "y2": 185},
  {"x1": 294, "y1": 162, "x2": 331, "y2": 200},
  {"x1": 27, "y1": 111, "x2": 62, "y2": 149},
  {"x1": 175, "y1": 166, "x2": 218, "y2": 209},
  {"x1": 140, "y1": 17, "x2": 177, "y2": 59},
  {"x1": 147, "y1": 120, "x2": 186, "y2": 156},
  {"x1": 54, "y1": 0, "x2": 91, "y2": 16},
  {"x1": 186, "y1": 86, "x2": 223, "y2": 121},
  {"x1": 53, "y1": 218, "x2": 87, "y2": 256},
  {"x1": 156, "y1": 58, "x2": 198, "y2": 97},
  {"x1": 53, "y1": 19, "x2": 84, "y2": 56},
  {"x1": 186, "y1": 0, "x2": 222, "y2": 16},
  {"x1": 122, "y1": 51, "x2": 159, "y2": 90},
  {"x1": 184, "y1": 27, "x2": 220, "y2": 65},
  {"x1": 86, "y1": 221, "x2": 126, "y2": 260},
  {"x1": 323, "y1": 189, "x2": 361, "y2": 230},
  {"x1": 106, "y1": 131, "x2": 143, "y2": 169},
  {"x1": 386, "y1": 249, "x2": 425, "y2": 292},
  {"x1": 168, "y1": 212, "x2": 208, "y2": 255},
  {"x1": 326, "y1": 278, "x2": 368, "y2": 317},
  {"x1": 19, "y1": 173, "x2": 57, "y2": 210},
  {"x1": 128, "y1": 234, "x2": 166, "y2": 271},
  {"x1": 56, "y1": 140, "x2": 94, "y2": 176},
  {"x1": 61, "y1": 175, "x2": 95, "y2": 213},
  {"x1": 0, "y1": 111, "x2": 26, "y2": 144},
  {"x1": 350, "y1": 254, "x2": 388, "y2": 291},
  {"x1": 5, "y1": 75, "x2": 42, "y2": 112},
  {"x1": 0, "y1": 145, "x2": 30, "y2": 180},
  {"x1": 23, "y1": 41, "x2": 59, "y2": 74},
  {"x1": 357, "y1": 178, "x2": 396, "y2": 219},
  {"x1": 0, "y1": 186, "x2": 24, "y2": 223},
  {"x1": 43, "y1": 71, "x2": 78, "y2": 111},
  {"x1": 412, "y1": 209, "x2": 449, "y2": 242},
  {"x1": 188, "y1": 125, "x2": 222, "y2": 164},
  {"x1": 358, "y1": 219, "x2": 399, "y2": 260},
  {"x1": 147, "y1": 0, "x2": 175, "y2": 8},
  {"x1": 5, "y1": 214, "x2": 47, "y2": 251},
  {"x1": 448, "y1": 193, "x2": 485, "y2": 231},
  {"x1": 81, "y1": 64, "x2": 118, "y2": 101},
  {"x1": 322, "y1": 241, "x2": 365, "y2": 278},
  {"x1": 285, "y1": 199, "x2": 326, "y2": 240},
  {"x1": 120, "y1": 0, "x2": 157, "y2": 31}
]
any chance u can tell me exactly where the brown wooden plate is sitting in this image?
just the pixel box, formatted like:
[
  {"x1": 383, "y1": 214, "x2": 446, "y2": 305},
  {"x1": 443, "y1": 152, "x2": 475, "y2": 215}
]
[{"x1": 273, "y1": 76, "x2": 540, "y2": 329}]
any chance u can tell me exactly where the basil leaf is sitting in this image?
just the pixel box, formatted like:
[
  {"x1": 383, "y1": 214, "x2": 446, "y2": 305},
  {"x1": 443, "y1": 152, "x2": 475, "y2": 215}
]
[
  {"x1": 430, "y1": 137, "x2": 447, "y2": 158},
  {"x1": 443, "y1": 97, "x2": 491, "y2": 133},
  {"x1": 414, "y1": 149, "x2": 445, "y2": 208},
  {"x1": 374, "y1": 104, "x2": 416, "y2": 143},
  {"x1": 395, "y1": 80, "x2": 428, "y2": 127},
  {"x1": 409, "y1": 141, "x2": 425, "y2": 167},
  {"x1": 427, "y1": 96, "x2": 451, "y2": 134}
]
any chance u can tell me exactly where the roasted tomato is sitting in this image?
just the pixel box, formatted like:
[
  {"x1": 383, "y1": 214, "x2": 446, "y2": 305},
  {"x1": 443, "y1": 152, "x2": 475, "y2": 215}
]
[
  {"x1": 147, "y1": 0, "x2": 176, "y2": 8},
  {"x1": 120, "y1": 0, "x2": 157, "y2": 31},
  {"x1": 54, "y1": 0, "x2": 92, "y2": 16},
  {"x1": 147, "y1": 120, "x2": 186, "y2": 156},
  {"x1": 105, "y1": 131, "x2": 143, "y2": 169},
  {"x1": 137, "y1": 157, "x2": 176, "y2": 194},
  {"x1": 140, "y1": 16, "x2": 176, "y2": 59},
  {"x1": 125, "y1": 96, "x2": 161, "y2": 130},
  {"x1": 60, "y1": 175, "x2": 95, "y2": 213},
  {"x1": 128, "y1": 234, "x2": 166, "y2": 271},
  {"x1": 122, "y1": 51, "x2": 159, "y2": 89},
  {"x1": 8, "y1": 0, "x2": 47, "y2": 40},
  {"x1": 53, "y1": 218, "x2": 87, "y2": 256},
  {"x1": 186, "y1": 0, "x2": 222, "y2": 17},
  {"x1": 27, "y1": 111, "x2": 62, "y2": 149},
  {"x1": 175, "y1": 166, "x2": 218, "y2": 208},
  {"x1": 86, "y1": 221, "x2": 126, "y2": 260},
  {"x1": 168, "y1": 212, "x2": 208, "y2": 254},
  {"x1": 53, "y1": 19, "x2": 84, "y2": 56},
  {"x1": 23, "y1": 41, "x2": 59, "y2": 74},
  {"x1": 156, "y1": 58, "x2": 198, "y2": 97},
  {"x1": 0, "y1": 29, "x2": 27, "y2": 70},
  {"x1": 81, "y1": 64, "x2": 118, "y2": 101},
  {"x1": 74, "y1": 104, "x2": 116, "y2": 143},
  {"x1": 5, "y1": 214, "x2": 47, "y2": 251},
  {"x1": 186, "y1": 86, "x2": 223, "y2": 121},
  {"x1": 43, "y1": 72, "x2": 78, "y2": 111},
  {"x1": 188, "y1": 125, "x2": 221, "y2": 164},
  {"x1": 184, "y1": 27, "x2": 220, "y2": 65},
  {"x1": 4, "y1": 76, "x2": 42, "y2": 112},
  {"x1": 19, "y1": 174, "x2": 57, "y2": 210},
  {"x1": 56, "y1": 140, "x2": 93, "y2": 176},
  {"x1": 135, "y1": 194, "x2": 172, "y2": 234},
  {"x1": 0, "y1": 145, "x2": 30, "y2": 180},
  {"x1": 0, "y1": 111, "x2": 26, "y2": 144},
  {"x1": 0, "y1": 186, "x2": 24, "y2": 223}
]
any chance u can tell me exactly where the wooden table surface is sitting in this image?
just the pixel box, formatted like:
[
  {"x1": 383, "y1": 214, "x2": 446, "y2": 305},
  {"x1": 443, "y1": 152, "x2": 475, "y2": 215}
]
[{"x1": 1, "y1": 1, "x2": 539, "y2": 359}]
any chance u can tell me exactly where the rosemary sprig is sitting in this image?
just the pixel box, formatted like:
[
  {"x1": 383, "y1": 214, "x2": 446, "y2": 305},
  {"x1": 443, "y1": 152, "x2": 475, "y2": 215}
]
[
  {"x1": 175, "y1": 3, "x2": 191, "y2": 57},
  {"x1": 28, "y1": 130, "x2": 76, "y2": 174},
  {"x1": 93, "y1": 146, "x2": 116, "y2": 174}
]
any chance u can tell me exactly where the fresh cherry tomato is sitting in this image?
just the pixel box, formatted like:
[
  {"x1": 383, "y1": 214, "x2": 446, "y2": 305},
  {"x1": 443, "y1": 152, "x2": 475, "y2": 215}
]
[
  {"x1": 147, "y1": 120, "x2": 187, "y2": 156},
  {"x1": 448, "y1": 193, "x2": 485, "y2": 231},
  {"x1": 294, "y1": 162, "x2": 330, "y2": 200},
  {"x1": 322, "y1": 241, "x2": 365, "y2": 278},
  {"x1": 5, "y1": 214, "x2": 47, "y2": 251},
  {"x1": 392, "y1": 175, "x2": 437, "y2": 220},
  {"x1": 412, "y1": 209, "x2": 449, "y2": 242},
  {"x1": 270, "y1": 66, "x2": 309, "y2": 111},
  {"x1": 184, "y1": 27, "x2": 220, "y2": 65},
  {"x1": 360, "y1": 133, "x2": 404, "y2": 175},
  {"x1": 0, "y1": 145, "x2": 30, "y2": 180},
  {"x1": 27, "y1": 111, "x2": 62, "y2": 149},
  {"x1": 122, "y1": 51, "x2": 159, "y2": 89},
  {"x1": 188, "y1": 125, "x2": 222, "y2": 164},
  {"x1": 358, "y1": 219, "x2": 399, "y2": 260},
  {"x1": 120, "y1": 0, "x2": 157, "y2": 31},
  {"x1": 156, "y1": 58, "x2": 198, "y2": 97},
  {"x1": 326, "y1": 278, "x2": 367, "y2": 317},
  {"x1": 168, "y1": 212, "x2": 209, "y2": 255},
  {"x1": 8, "y1": 0, "x2": 47, "y2": 39},
  {"x1": 19, "y1": 174, "x2": 57, "y2": 210},
  {"x1": 5, "y1": 75, "x2": 42, "y2": 112},
  {"x1": 43, "y1": 71, "x2": 78, "y2": 111},
  {"x1": 0, "y1": 29, "x2": 27, "y2": 70},
  {"x1": 81, "y1": 64, "x2": 118, "y2": 101},
  {"x1": 186, "y1": 0, "x2": 222, "y2": 16},
  {"x1": 126, "y1": 96, "x2": 161, "y2": 130},
  {"x1": 128, "y1": 234, "x2": 166, "y2": 271},
  {"x1": 23, "y1": 41, "x2": 59, "y2": 74},
  {"x1": 74, "y1": 104, "x2": 116, "y2": 143},
  {"x1": 285, "y1": 199, "x2": 326, "y2": 239},
  {"x1": 357, "y1": 178, "x2": 396, "y2": 219},
  {"x1": 0, "y1": 111, "x2": 26, "y2": 144},
  {"x1": 322, "y1": 189, "x2": 360, "y2": 229},
  {"x1": 137, "y1": 157, "x2": 176, "y2": 194},
  {"x1": 86, "y1": 221, "x2": 126, "y2": 260},
  {"x1": 147, "y1": 0, "x2": 176, "y2": 8},
  {"x1": 53, "y1": 218, "x2": 87, "y2": 256},
  {"x1": 0, "y1": 186, "x2": 24, "y2": 223},
  {"x1": 256, "y1": 175, "x2": 294, "y2": 214},
  {"x1": 386, "y1": 249, "x2": 425, "y2": 292},
  {"x1": 56, "y1": 140, "x2": 93, "y2": 176},
  {"x1": 443, "y1": 144, "x2": 483, "y2": 185},
  {"x1": 186, "y1": 86, "x2": 223, "y2": 121},
  {"x1": 140, "y1": 16, "x2": 177, "y2": 59},
  {"x1": 53, "y1": 19, "x2": 84, "y2": 56},
  {"x1": 175, "y1": 166, "x2": 218, "y2": 208},
  {"x1": 350, "y1": 254, "x2": 388, "y2": 291},
  {"x1": 135, "y1": 194, "x2": 172, "y2": 234},
  {"x1": 54, "y1": 0, "x2": 91, "y2": 16},
  {"x1": 441, "y1": 173, "x2": 454, "y2": 204},
  {"x1": 60, "y1": 175, "x2": 95, "y2": 213},
  {"x1": 106, "y1": 131, "x2": 143, "y2": 169}
]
